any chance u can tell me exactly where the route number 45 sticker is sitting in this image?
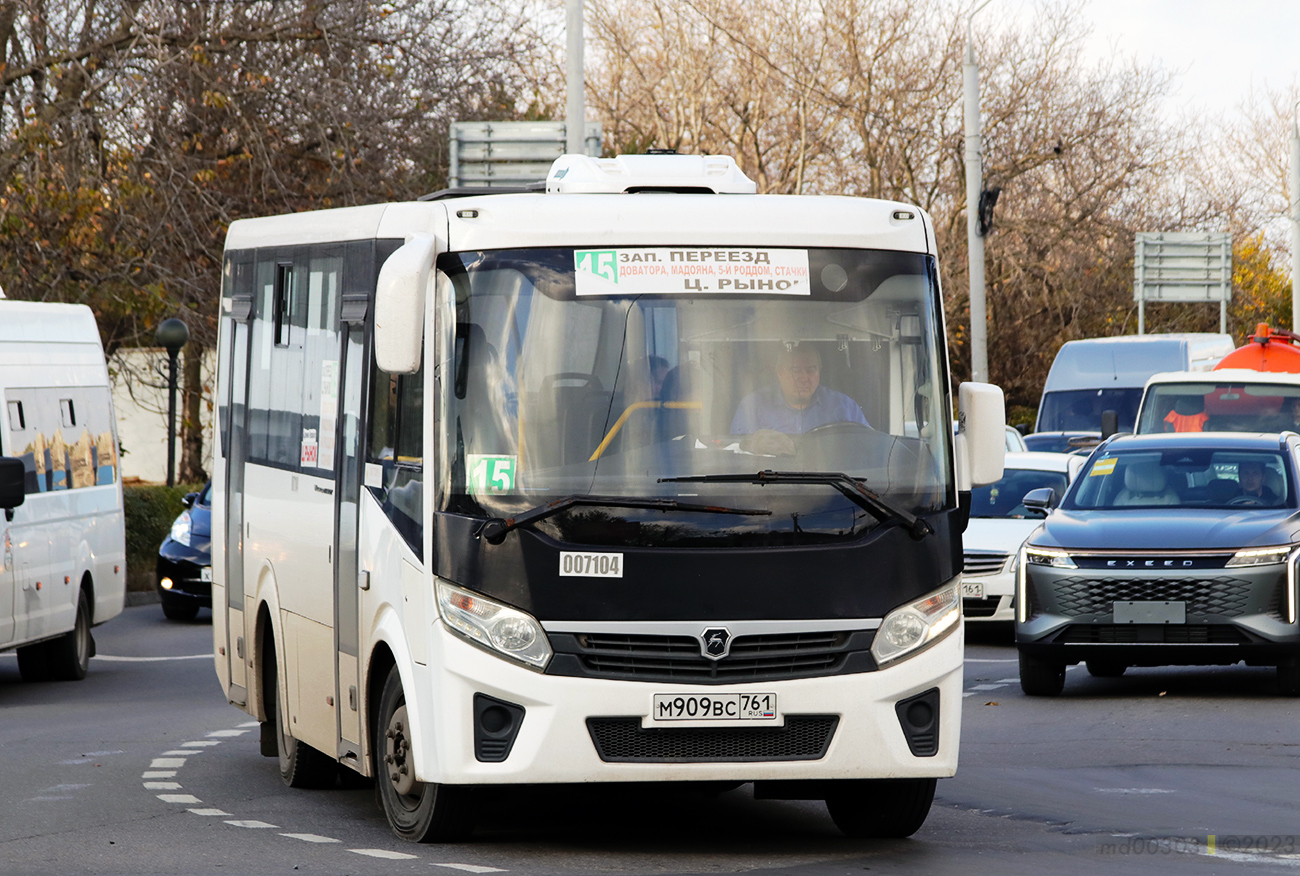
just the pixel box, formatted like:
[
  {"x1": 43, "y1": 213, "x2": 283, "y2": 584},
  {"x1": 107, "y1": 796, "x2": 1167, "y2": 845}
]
[{"x1": 467, "y1": 454, "x2": 516, "y2": 494}]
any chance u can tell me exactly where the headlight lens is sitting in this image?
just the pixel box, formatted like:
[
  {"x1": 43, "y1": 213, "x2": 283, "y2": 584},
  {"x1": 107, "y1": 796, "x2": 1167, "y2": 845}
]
[
  {"x1": 435, "y1": 578, "x2": 552, "y2": 670},
  {"x1": 1227, "y1": 546, "x2": 1292, "y2": 567},
  {"x1": 871, "y1": 581, "x2": 960, "y2": 667},
  {"x1": 1024, "y1": 546, "x2": 1076, "y2": 569},
  {"x1": 170, "y1": 510, "x2": 193, "y2": 547},
  {"x1": 1007, "y1": 551, "x2": 1020, "y2": 574}
]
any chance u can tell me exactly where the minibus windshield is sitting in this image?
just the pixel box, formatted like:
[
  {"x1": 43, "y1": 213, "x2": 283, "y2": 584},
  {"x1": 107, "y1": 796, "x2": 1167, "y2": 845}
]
[{"x1": 435, "y1": 246, "x2": 951, "y2": 546}]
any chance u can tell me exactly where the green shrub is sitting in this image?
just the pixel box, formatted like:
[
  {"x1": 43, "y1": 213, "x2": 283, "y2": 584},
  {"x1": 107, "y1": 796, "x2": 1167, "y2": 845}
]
[{"x1": 124, "y1": 483, "x2": 202, "y2": 591}]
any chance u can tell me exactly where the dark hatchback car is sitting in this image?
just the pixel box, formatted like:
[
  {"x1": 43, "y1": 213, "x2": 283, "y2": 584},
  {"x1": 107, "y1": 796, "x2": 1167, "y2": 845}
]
[
  {"x1": 156, "y1": 481, "x2": 212, "y2": 621},
  {"x1": 1016, "y1": 433, "x2": 1300, "y2": 696}
]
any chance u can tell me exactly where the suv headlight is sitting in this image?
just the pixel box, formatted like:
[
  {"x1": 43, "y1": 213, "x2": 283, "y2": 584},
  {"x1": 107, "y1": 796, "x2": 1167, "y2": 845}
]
[
  {"x1": 871, "y1": 581, "x2": 960, "y2": 667},
  {"x1": 435, "y1": 578, "x2": 552, "y2": 670},
  {"x1": 170, "y1": 510, "x2": 193, "y2": 547},
  {"x1": 1024, "y1": 546, "x2": 1076, "y2": 569},
  {"x1": 1226, "y1": 546, "x2": 1292, "y2": 567}
]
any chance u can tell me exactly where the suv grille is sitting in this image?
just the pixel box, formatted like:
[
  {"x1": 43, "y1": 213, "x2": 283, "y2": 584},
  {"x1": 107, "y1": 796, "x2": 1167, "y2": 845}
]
[
  {"x1": 1049, "y1": 576, "x2": 1256, "y2": 617},
  {"x1": 587, "y1": 715, "x2": 838, "y2": 762},
  {"x1": 549, "y1": 630, "x2": 875, "y2": 684},
  {"x1": 964, "y1": 552, "x2": 1009, "y2": 576}
]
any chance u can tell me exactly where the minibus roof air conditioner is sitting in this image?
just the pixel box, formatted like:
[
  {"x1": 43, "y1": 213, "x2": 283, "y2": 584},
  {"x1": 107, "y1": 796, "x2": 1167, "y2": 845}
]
[{"x1": 545, "y1": 153, "x2": 757, "y2": 195}]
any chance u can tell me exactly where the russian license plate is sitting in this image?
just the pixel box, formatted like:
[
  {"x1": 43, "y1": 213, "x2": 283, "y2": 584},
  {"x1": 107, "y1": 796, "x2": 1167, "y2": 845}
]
[
  {"x1": 651, "y1": 692, "x2": 778, "y2": 723},
  {"x1": 961, "y1": 580, "x2": 984, "y2": 599},
  {"x1": 200, "y1": 566, "x2": 212, "y2": 583}
]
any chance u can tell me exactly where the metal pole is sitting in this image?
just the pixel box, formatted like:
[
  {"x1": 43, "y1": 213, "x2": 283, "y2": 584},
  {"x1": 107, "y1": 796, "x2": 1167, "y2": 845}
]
[
  {"x1": 166, "y1": 349, "x2": 179, "y2": 488},
  {"x1": 1290, "y1": 117, "x2": 1300, "y2": 331},
  {"x1": 964, "y1": 1, "x2": 992, "y2": 384},
  {"x1": 565, "y1": 0, "x2": 585, "y2": 155}
]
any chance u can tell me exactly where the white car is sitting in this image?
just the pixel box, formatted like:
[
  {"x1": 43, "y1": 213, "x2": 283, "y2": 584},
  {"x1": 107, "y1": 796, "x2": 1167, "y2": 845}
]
[{"x1": 962, "y1": 451, "x2": 1077, "y2": 622}]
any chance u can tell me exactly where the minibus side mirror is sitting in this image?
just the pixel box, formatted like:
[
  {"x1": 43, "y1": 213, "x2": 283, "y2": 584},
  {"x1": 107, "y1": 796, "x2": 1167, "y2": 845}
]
[
  {"x1": 1021, "y1": 487, "x2": 1057, "y2": 516},
  {"x1": 374, "y1": 234, "x2": 436, "y2": 374},
  {"x1": 955, "y1": 382, "x2": 1006, "y2": 489},
  {"x1": 0, "y1": 457, "x2": 25, "y2": 513}
]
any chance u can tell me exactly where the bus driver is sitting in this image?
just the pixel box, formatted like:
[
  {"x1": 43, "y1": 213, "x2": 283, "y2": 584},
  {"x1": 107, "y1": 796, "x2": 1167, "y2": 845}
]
[{"x1": 731, "y1": 346, "x2": 868, "y2": 454}]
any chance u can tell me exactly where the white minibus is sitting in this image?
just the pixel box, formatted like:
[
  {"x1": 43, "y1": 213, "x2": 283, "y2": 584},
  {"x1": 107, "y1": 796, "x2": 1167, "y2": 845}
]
[
  {"x1": 0, "y1": 299, "x2": 127, "y2": 680},
  {"x1": 212, "y1": 153, "x2": 1005, "y2": 842}
]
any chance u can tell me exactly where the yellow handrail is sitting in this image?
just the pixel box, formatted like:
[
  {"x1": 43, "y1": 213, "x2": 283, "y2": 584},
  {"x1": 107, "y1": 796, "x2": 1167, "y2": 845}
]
[{"x1": 588, "y1": 401, "x2": 703, "y2": 461}]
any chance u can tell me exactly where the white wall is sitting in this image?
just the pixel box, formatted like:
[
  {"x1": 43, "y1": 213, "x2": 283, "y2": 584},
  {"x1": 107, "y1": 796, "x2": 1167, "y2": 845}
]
[{"x1": 109, "y1": 347, "x2": 215, "y2": 484}]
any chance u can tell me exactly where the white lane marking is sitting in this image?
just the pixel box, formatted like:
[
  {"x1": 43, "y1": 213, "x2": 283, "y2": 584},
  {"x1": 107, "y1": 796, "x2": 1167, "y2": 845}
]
[
  {"x1": 351, "y1": 849, "x2": 420, "y2": 860},
  {"x1": 142, "y1": 771, "x2": 176, "y2": 779},
  {"x1": 431, "y1": 864, "x2": 507, "y2": 873},
  {"x1": 962, "y1": 691, "x2": 976, "y2": 698},
  {"x1": 158, "y1": 794, "x2": 202, "y2": 804},
  {"x1": 189, "y1": 808, "x2": 232, "y2": 816},
  {"x1": 968, "y1": 684, "x2": 1005, "y2": 691},
  {"x1": 1202, "y1": 850, "x2": 1300, "y2": 868},
  {"x1": 964, "y1": 658, "x2": 1018, "y2": 662},
  {"x1": 182, "y1": 741, "x2": 221, "y2": 747},
  {"x1": 226, "y1": 820, "x2": 279, "y2": 829},
  {"x1": 83, "y1": 750, "x2": 125, "y2": 756},
  {"x1": 144, "y1": 782, "x2": 182, "y2": 790},
  {"x1": 94, "y1": 654, "x2": 211, "y2": 662},
  {"x1": 162, "y1": 750, "x2": 199, "y2": 756},
  {"x1": 151, "y1": 758, "x2": 186, "y2": 768},
  {"x1": 995, "y1": 677, "x2": 1019, "y2": 683},
  {"x1": 59, "y1": 758, "x2": 95, "y2": 765},
  {"x1": 238, "y1": 721, "x2": 259, "y2": 728},
  {"x1": 206, "y1": 729, "x2": 249, "y2": 738},
  {"x1": 281, "y1": 833, "x2": 342, "y2": 843},
  {"x1": 1095, "y1": 788, "x2": 1176, "y2": 795}
]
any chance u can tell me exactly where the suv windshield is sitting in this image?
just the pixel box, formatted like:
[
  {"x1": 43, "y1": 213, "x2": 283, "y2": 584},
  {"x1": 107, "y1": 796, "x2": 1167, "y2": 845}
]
[
  {"x1": 434, "y1": 246, "x2": 951, "y2": 546},
  {"x1": 1136, "y1": 382, "x2": 1300, "y2": 434},
  {"x1": 1066, "y1": 448, "x2": 1293, "y2": 510}
]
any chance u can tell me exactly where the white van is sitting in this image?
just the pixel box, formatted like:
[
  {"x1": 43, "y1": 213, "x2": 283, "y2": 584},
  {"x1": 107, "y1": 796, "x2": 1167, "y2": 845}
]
[
  {"x1": 1031, "y1": 334, "x2": 1234, "y2": 444},
  {"x1": 0, "y1": 299, "x2": 127, "y2": 681}
]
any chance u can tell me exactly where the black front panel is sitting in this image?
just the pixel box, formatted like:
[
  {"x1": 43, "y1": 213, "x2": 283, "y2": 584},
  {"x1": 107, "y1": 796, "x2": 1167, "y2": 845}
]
[
  {"x1": 433, "y1": 508, "x2": 962, "y2": 622},
  {"x1": 587, "y1": 715, "x2": 838, "y2": 763}
]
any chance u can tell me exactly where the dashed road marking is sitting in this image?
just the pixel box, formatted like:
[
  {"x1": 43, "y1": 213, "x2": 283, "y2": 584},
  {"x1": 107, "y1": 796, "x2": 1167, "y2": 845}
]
[
  {"x1": 161, "y1": 750, "x2": 197, "y2": 756},
  {"x1": 968, "y1": 683, "x2": 1006, "y2": 691},
  {"x1": 282, "y1": 833, "x2": 342, "y2": 843},
  {"x1": 150, "y1": 758, "x2": 186, "y2": 769},
  {"x1": 351, "y1": 849, "x2": 420, "y2": 860},
  {"x1": 144, "y1": 781, "x2": 182, "y2": 790},
  {"x1": 206, "y1": 729, "x2": 249, "y2": 738},
  {"x1": 157, "y1": 793, "x2": 202, "y2": 804},
  {"x1": 142, "y1": 771, "x2": 177, "y2": 778},
  {"x1": 182, "y1": 741, "x2": 222, "y2": 748},
  {"x1": 431, "y1": 864, "x2": 507, "y2": 873},
  {"x1": 189, "y1": 808, "x2": 232, "y2": 817},
  {"x1": 226, "y1": 820, "x2": 279, "y2": 829}
]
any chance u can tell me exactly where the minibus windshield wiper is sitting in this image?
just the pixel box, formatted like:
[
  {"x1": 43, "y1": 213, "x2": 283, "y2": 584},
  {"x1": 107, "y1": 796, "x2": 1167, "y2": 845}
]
[
  {"x1": 477, "y1": 496, "x2": 772, "y2": 544},
  {"x1": 658, "y1": 470, "x2": 933, "y2": 540}
]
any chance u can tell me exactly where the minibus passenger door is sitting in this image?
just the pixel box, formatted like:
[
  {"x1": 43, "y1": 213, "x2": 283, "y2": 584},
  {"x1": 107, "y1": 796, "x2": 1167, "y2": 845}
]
[
  {"x1": 223, "y1": 300, "x2": 252, "y2": 701},
  {"x1": 333, "y1": 316, "x2": 366, "y2": 762},
  {"x1": 0, "y1": 455, "x2": 21, "y2": 646}
]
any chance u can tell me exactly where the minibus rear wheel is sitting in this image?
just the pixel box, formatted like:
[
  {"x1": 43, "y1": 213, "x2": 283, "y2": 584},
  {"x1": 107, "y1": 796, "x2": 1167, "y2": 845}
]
[
  {"x1": 375, "y1": 665, "x2": 474, "y2": 842},
  {"x1": 263, "y1": 635, "x2": 336, "y2": 788},
  {"x1": 825, "y1": 777, "x2": 936, "y2": 838},
  {"x1": 46, "y1": 588, "x2": 92, "y2": 681}
]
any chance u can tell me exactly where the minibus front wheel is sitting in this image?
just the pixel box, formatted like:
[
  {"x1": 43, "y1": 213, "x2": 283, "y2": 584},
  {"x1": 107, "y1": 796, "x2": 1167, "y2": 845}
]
[{"x1": 375, "y1": 665, "x2": 475, "y2": 842}]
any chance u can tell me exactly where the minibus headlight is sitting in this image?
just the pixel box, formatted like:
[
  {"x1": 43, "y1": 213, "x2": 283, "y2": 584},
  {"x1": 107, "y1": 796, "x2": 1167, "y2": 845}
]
[
  {"x1": 170, "y1": 510, "x2": 193, "y2": 547},
  {"x1": 435, "y1": 579, "x2": 552, "y2": 670},
  {"x1": 871, "y1": 581, "x2": 960, "y2": 667},
  {"x1": 1226, "y1": 546, "x2": 1291, "y2": 567}
]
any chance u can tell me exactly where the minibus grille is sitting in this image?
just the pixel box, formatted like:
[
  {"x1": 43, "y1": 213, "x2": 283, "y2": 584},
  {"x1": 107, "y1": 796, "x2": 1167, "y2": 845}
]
[
  {"x1": 549, "y1": 630, "x2": 873, "y2": 683},
  {"x1": 586, "y1": 715, "x2": 838, "y2": 762}
]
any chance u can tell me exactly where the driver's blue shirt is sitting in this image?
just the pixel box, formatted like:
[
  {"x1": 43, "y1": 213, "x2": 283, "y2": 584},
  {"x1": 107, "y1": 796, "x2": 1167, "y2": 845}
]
[{"x1": 731, "y1": 385, "x2": 869, "y2": 435}]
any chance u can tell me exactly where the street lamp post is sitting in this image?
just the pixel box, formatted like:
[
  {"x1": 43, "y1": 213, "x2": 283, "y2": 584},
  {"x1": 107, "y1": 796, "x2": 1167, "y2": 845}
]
[
  {"x1": 566, "y1": 0, "x2": 585, "y2": 155},
  {"x1": 1290, "y1": 114, "x2": 1299, "y2": 331},
  {"x1": 155, "y1": 318, "x2": 189, "y2": 488},
  {"x1": 964, "y1": 0, "x2": 993, "y2": 384}
]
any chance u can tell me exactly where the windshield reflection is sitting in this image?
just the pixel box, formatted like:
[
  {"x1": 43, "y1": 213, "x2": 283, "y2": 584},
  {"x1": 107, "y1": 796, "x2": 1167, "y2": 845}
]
[{"x1": 435, "y1": 246, "x2": 952, "y2": 545}]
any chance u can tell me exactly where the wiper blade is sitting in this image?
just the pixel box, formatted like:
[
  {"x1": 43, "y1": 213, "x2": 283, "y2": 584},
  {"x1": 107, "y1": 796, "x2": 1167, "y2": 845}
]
[
  {"x1": 658, "y1": 470, "x2": 933, "y2": 540},
  {"x1": 478, "y1": 495, "x2": 771, "y2": 544}
]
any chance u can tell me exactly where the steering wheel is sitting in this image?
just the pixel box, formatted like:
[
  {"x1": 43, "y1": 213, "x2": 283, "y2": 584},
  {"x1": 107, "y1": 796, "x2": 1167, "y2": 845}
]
[
  {"x1": 807, "y1": 421, "x2": 874, "y2": 436},
  {"x1": 1228, "y1": 495, "x2": 1263, "y2": 506}
]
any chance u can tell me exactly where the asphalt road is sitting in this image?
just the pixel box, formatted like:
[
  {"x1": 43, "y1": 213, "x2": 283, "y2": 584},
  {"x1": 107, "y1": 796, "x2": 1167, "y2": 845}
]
[{"x1": 3, "y1": 609, "x2": 1299, "y2": 875}]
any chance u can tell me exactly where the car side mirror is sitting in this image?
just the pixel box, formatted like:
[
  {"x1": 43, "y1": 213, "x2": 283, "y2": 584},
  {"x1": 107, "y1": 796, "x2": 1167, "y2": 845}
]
[
  {"x1": 1021, "y1": 487, "x2": 1057, "y2": 516},
  {"x1": 1100, "y1": 409, "x2": 1118, "y2": 439},
  {"x1": 182, "y1": 492, "x2": 199, "y2": 507},
  {"x1": 0, "y1": 456, "x2": 26, "y2": 514},
  {"x1": 1014, "y1": 423, "x2": 1030, "y2": 435}
]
